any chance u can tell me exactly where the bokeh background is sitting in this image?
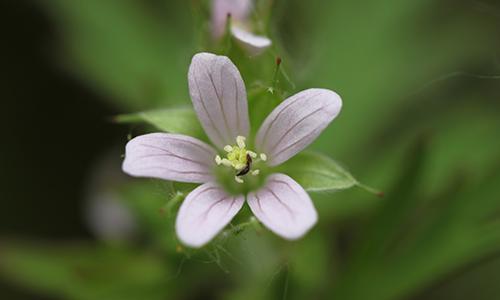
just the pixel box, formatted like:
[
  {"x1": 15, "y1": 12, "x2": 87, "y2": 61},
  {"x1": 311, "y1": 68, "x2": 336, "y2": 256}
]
[{"x1": 1, "y1": 0, "x2": 500, "y2": 299}]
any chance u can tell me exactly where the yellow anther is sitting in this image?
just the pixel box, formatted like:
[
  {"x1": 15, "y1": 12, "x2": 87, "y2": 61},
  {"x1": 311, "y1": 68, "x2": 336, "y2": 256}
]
[
  {"x1": 214, "y1": 136, "x2": 265, "y2": 179},
  {"x1": 236, "y1": 136, "x2": 246, "y2": 148}
]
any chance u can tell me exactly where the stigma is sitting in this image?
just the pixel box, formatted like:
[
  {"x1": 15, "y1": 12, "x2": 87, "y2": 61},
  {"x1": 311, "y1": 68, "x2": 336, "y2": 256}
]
[{"x1": 214, "y1": 136, "x2": 267, "y2": 183}]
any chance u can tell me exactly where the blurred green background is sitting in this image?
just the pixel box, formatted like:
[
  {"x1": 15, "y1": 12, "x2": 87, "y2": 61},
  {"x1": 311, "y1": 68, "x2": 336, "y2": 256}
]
[{"x1": 1, "y1": 0, "x2": 500, "y2": 299}]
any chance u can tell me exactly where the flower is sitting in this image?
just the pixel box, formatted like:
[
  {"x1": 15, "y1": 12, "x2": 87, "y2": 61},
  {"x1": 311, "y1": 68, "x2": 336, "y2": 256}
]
[
  {"x1": 211, "y1": 0, "x2": 272, "y2": 54},
  {"x1": 122, "y1": 52, "x2": 342, "y2": 248}
]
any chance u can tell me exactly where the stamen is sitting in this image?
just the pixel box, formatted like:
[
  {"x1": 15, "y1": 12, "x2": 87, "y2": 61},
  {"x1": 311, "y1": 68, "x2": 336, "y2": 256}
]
[
  {"x1": 247, "y1": 151, "x2": 257, "y2": 158},
  {"x1": 236, "y1": 136, "x2": 246, "y2": 148},
  {"x1": 234, "y1": 163, "x2": 246, "y2": 170},
  {"x1": 221, "y1": 158, "x2": 232, "y2": 167},
  {"x1": 215, "y1": 136, "x2": 265, "y2": 180}
]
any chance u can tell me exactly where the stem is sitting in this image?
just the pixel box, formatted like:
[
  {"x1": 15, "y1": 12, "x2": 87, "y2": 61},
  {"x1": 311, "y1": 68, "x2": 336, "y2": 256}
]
[
  {"x1": 268, "y1": 57, "x2": 282, "y2": 94},
  {"x1": 223, "y1": 14, "x2": 232, "y2": 54},
  {"x1": 160, "y1": 191, "x2": 185, "y2": 216},
  {"x1": 219, "y1": 216, "x2": 261, "y2": 239}
]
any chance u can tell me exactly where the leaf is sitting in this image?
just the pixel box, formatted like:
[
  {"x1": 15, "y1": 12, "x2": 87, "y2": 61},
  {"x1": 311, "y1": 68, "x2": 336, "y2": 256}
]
[
  {"x1": 277, "y1": 151, "x2": 357, "y2": 192},
  {"x1": 38, "y1": 0, "x2": 194, "y2": 110},
  {"x1": 117, "y1": 180, "x2": 180, "y2": 252},
  {"x1": 115, "y1": 107, "x2": 207, "y2": 141},
  {"x1": 332, "y1": 139, "x2": 500, "y2": 300},
  {"x1": 0, "y1": 241, "x2": 171, "y2": 300},
  {"x1": 289, "y1": 231, "x2": 330, "y2": 290}
]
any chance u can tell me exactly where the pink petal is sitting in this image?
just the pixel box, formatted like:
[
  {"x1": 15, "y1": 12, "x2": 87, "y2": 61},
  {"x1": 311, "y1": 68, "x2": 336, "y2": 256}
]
[
  {"x1": 247, "y1": 173, "x2": 318, "y2": 240},
  {"x1": 212, "y1": 0, "x2": 252, "y2": 39},
  {"x1": 231, "y1": 26, "x2": 272, "y2": 55},
  {"x1": 122, "y1": 133, "x2": 216, "y2": 183},
  {"x1": 188, "y1": 52, "x2": 250, "y2": 148},
  {"x1": 255, "y1": 88, "x2": 342, "y2": 166},
  {"x1": 176, "y1": 182, "x2": 245, "y2": 247}
]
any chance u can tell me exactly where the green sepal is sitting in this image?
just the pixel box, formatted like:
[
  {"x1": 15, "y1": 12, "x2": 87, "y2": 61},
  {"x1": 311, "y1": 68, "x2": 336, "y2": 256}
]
[
  {"x1": 276, "y1": 151, "x2": 357, "y2": 192},
  {"x1": 115, "y1": 107, "x2": 207, "y2": 141}
]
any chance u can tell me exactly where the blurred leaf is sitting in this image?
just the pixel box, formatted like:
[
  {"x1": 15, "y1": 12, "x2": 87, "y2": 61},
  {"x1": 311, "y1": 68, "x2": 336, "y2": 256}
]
[
  {"x1": 332, "y1": 139, "x2": 500, "y2": 300},
  {"x1": 0, "y1": 241, "x2": 172, "y2": 300},
  {"x1": 418, "y1": 256, "x2": 500, "y2": 300},
  {"x1": 289, "y1": 231, "x2": 330, "y2": 291},
  {"x1": 37, "y1": 0, "x2": 194, "y2": 110},
  {"x1": 278, "y1": 151, "x2": 356, "y2": 192},
  {"x1": 281, "y1": 0, "x2": 497, "y2": 158},
  {"x1": 220, "y1": 230, "x2": 283, "y2": 300},
  {"x1": 117, "y1": 180, "x2": 179, "y2": 252},
  {"x1": 115, "y1": 107, "x2": 207, "y2": 141}
]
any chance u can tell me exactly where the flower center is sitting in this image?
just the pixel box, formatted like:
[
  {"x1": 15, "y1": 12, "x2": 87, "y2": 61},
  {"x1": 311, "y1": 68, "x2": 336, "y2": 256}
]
[{"x1": 215, "y1": 136, "x2": 267, "y2": 183}]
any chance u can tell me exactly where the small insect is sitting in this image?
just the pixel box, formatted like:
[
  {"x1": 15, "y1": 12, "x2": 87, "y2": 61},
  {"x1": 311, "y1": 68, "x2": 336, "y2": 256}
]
[{"x1": 236, "y1": 153, "x2": 252, "y2": 176}]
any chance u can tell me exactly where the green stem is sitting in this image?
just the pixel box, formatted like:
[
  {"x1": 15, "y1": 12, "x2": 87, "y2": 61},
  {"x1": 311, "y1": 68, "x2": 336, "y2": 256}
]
[
  {"x1": 223, "y1": 14, "x2": 232, "y2": 54},
  {"x1": 219, "y1": 216, "x2": 261, "y2": 239},
  {"x1": 268, "y1": 57, "x2": 282, "y2": 94},
  {"x1": 161, "y1": 191, "x2": 185, "y2": 216}
]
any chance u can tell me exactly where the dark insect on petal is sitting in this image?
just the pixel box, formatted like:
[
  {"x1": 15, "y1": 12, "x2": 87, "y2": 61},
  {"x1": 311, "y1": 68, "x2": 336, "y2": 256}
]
[{"x1": 236, "y1": 154, "x2": 252, "y2": 176}]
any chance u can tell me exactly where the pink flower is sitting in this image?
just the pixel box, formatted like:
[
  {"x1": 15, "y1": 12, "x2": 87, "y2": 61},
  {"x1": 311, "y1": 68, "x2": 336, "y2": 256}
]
[
  {"x1": 212, "y1": 0, "x2": 271, "y2": 54},
  {"x1": 122, "y1": 53, "x2": 342, "y2": 248}
]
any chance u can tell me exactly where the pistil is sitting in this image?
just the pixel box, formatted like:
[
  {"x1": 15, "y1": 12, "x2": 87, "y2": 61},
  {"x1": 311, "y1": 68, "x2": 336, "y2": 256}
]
[{"x1": 214, "y1": 136, "x2": 267, "y2": 183}]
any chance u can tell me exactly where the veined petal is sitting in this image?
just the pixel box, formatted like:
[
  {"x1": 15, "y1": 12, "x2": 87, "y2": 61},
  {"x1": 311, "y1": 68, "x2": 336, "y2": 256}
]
[
  {"x1": 122, "y1": 133, "x2": 216, "y2": 183},
  {"x1": 247, "y1": 173, "x2": 317, "y2": 240},
  {"x1": 255, "y1": 88, "x2": 342, "y2": 166},
  {"x1": 212, "y1": 0, "x2": 252, "y2": 39},
  {"x1": 188, "y1": 52, "x2": 250, "y2": 149},
  {"x1": 176, "y1": 182, "x2": 245, "y2": 247},
  {"x1": 231, "y1": 26, "x2": 272, "y2": 55}
]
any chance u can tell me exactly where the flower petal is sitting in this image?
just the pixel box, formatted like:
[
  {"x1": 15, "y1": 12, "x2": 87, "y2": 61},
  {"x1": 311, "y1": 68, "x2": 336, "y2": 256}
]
[
  {"x1": 122, "y1": 133, "x2": 216, "y2": 183},
  {"x1": 255, "y1": 88, "x2": 342, "y2": 166},
  {"x1": 212, "y1": 0, "x2": 252, "y2": 39},
  {"x1": 176, "y1": 182, "x2": 245, "y2": 247},
  {"x1": 188, "y1": 52, "x2": 250, "y2": 148},
  {"x1": 230, "y1": 26, "x2": 272, "y2": 55},
  {"x1": 247, "y1": 173, "x2": 318, "y2": 240}
]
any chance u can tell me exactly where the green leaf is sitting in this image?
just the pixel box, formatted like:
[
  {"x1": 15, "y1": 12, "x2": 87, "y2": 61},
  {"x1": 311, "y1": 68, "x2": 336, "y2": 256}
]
[
  {"x1": 277, "y1": 151, "x2": 357, "y2": 192},
  {"x1": 115, "y1": 107, "x2": 206, "y2": 141},
  {"x1": 0, "y1": 241, "x2": 172, "y2": 300},
  {"x1": 289, "y1": 231, "x2": 330, "y2": 290},
  {"x1": 38, "y1": 0, "x2": 194, "y2": 110},
  {"x1": 117, "y1": 180, "x2": 181, "y2": 252}
]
